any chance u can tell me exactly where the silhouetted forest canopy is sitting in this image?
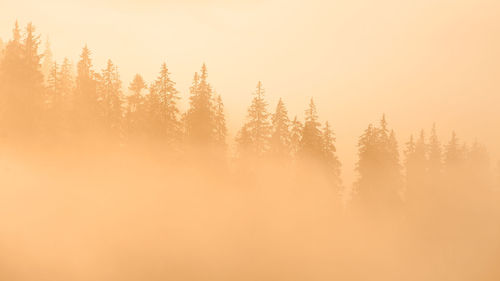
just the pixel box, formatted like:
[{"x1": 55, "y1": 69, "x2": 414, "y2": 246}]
[
  {"x1": 0, "y1": 22, "x2": 499, "y2": 198},
  {"x1": 1, "y1": 20, "x2": 500, "y2": 281}
]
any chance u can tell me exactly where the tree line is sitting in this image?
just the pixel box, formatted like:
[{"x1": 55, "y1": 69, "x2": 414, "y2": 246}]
[{"x1": 0, "y1": 22, "x2": 498, "y2": 210}]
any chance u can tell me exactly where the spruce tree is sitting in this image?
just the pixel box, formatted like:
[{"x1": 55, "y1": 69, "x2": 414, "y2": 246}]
[
  {"x1": 237, "y1": 81, "x2": 271, "y2": 157},
  {"x1": 289, "y1": 116, "x2": 303, "y2": 157},
  {"x1": 185, "y1": 64, "x2": 215, "y2": 145},
  {"x1": 298, "y1": 98, "x2": 322, "y2": 160},
  {"x1": 321, "y1": 121, "x2": 341, "y2": 188},
  {"x1": 126, "y1": 74, "x2": 146, "y2": 139},
  {"x1": 98, "y1": 59, "x2": 123, "y2": 136},
  {"x1": 269, "y1": 98, "x2": 290, "y2": 159},
  {"x1": 428, "y1": 123, "x2": 442, "y2": 179},
  {"x1": 354, "y1": 116, "x2": 403, "y2": 212},
  {"x1": 41, "y1": 36, "x2": 53, "y2": 85},
  {"x1": 74, "y1": 45, "x2": 99, "y2": 134},
  {"x1": 213, "y1": 94, "x2": 227, "y2": 148}
]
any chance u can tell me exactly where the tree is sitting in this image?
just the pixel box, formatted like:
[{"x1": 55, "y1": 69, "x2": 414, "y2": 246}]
[
  {"x1": 354, "y1": 115, "x2": 403, "y2": 212},
  {"x1": 321, "y1": 121, "x2": 341, "y2": 188},
  {"x1": 97, "y1": 59, "x2": 123, "y2": 137},
  {"x1": 269, "y1": 98, "x2": 290, "y2": 159},
  {"x1": 428, "y1": 123, "x2": 442, "y2": 180},
  {"x1": 444, "y1": 131, "x2": 462, "y2": 175},
  {"x1": 298, "y1": 98, "x2": 322, "y2": 160},
  {"x1": 289, "y1": 116, "x2": 303, "y2": 157},
  {"x1": 237, "y1": 81, "x2": 271, "y2": 157},
  {"x1": 404, "y1": 130, "x2": 428, "y2": 203},
  {"x1": 74, "y1": 45, "x2": 99, "y2": 135},
  {"x1": 185, "y1": 64, "x2": 216, "y2": 145},
  {"x1": 0, "y1": 22, "x2": 44, "y2": 138},
  {"x1": 150, "y1": 62, "x2": 180, "y2": 144},
  {"x1": 213, "y1": 94, "x2": 227, "y2": 149},
  {"x1": 41, "y1": 36, "x2": 53, "y2": 85},
  {"x1": 125, "y1": 74, "x2": 147, "y2": 139}
]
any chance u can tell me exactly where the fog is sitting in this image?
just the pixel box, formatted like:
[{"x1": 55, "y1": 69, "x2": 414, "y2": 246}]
[{"x1": 1, "y1": 145, "x2": 499, "y2": 281}]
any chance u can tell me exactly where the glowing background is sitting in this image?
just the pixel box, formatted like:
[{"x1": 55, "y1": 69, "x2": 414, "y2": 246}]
[{"x1": 1, "y1": 0, "x2": 499, "y2": 182}]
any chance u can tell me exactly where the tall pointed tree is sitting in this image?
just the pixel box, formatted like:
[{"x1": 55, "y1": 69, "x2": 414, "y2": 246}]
[
  {"x1": 298, "y1": 98, "x2": 323, "y2": 160},
  {"x1": 213, "y1": 94, "x2": 227, "y2": 148},
  {"x1": 354, "y1": 115, "x2": 403, "y2": 212},
  {"x1": 185, "y1": 64, "x2": 216, "y2": 145},
  {"x1": 428, "y1": 123, "x2": 442, "y2": 180},
  {"x1": 289, "y1": 116, "x2": 303, "y2": 157},
  {"x1": 0, "y1": 22, "x2": 44, "y2": 137},
  {"x1": 322, "y1": 121, "x2": 342, "y2": 188},
  {"x1": 41, "y1": 36, "x2": 53, "y2": 85},
  {"x1": 237, "y1": 81, "x2": 271, "y2": 157},
  {"x1": 269, "y1": 98, "x2": 290, "y2": 159},
  {"x1": 125, "y1": 74, "x2": 146, "y2": 138},
  {"x1": 98, "y1": 59, "x2": 123, "y2": 136},
  {"x1": 74, "y1": 45, "x2": 99, "y2": 134}
]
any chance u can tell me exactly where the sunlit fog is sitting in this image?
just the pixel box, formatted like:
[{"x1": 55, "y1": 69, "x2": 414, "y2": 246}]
[{"x1": 1, "y1": 1, "x2": 500, "y2": 280}]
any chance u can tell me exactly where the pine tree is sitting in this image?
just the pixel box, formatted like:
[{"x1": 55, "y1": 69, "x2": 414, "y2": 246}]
[
  {"x1": 404, "y1": 135, "x2": 417, "y2": 186},
  {"x1": 466, "y1": 140, "x2": 490, "y2": 190},
  {"x1": 404, "y1": 130, "x2": 428, "y2": 203},
  {"x1": 237, "y1": 81, "x2": 271, "y2": 157},
  {"x1": 354, "y1": 115, "x2": 403, "y2": 212},
  {"x1": 444, "y1": 131, "x2": 462, "y2": 174},
  {"x1": 298, "y1": 98, "x2": 322, "y2": 160},
  {"x1": 289, "y1": 116, "x2": 303, "y2": 157},
  {"x1": 98, "y1": 59, "x2": 123, "y2": 136},
  {"x1": 150, "y1": 62, "x2": 180, "y2": 144},
  {"x1": 41, "y1": 36, "x2": 53, "y2": 85},
  {"x1": 213, "y1": 94, "x2": 227, "y2": 148},
  {"x1": 428, "y1": 123, "x2": 442, "y2": 179},
  {"x1": 126, "y1": 74, "x2": 146, "y2": 139},
  {"x1": 0, "y1": 22, "x2": 44, "y2": 137},
  {"x1": 269, "y1": 98, "x2": 290, "y2": 159},
  {"x1": 322, "y1": 121, "x2": 341, "y2": 188},
  {"x1": 74, "y1": 45, "x2": 99, "y2": 134},
  {"x1": 185, "y1": 64, "x2": 215, "y2": 145}
]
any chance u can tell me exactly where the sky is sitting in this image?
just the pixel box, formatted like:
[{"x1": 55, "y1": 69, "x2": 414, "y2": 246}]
[{"x1": 1, "y1": 0, "x2": 500, "y2": 183}]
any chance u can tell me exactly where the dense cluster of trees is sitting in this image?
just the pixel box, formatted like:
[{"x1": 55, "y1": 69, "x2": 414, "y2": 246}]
[{"x1": 0, "y1": 22, "x2": 498, "y2": 210}]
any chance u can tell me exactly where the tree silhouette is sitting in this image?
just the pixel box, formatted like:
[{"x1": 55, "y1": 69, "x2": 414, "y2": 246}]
[
  {"x1": 237, "y1": 81, "x2": 271, "y2": 158},
  {"x1": 321, "y1": 121, "x2": 341, "y2": 188},
  {"x1": 289, "y1": 116, "x2": 303, "y2": 157},
  {"x1": 298, "y1": 98, "x2": 323, "y2": 161},
  {"x1": 269, "y1": 98, "x2": 290, "y2": 159},
  {"x1": 185, "y1": 64, "x2": 216, "y2": 146},
  {"x1": 354, "y1": 115, "x2": 403, "y2": 212}
]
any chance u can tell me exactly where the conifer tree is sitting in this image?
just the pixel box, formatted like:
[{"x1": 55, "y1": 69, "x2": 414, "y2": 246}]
[
  {"x1": 237, "y1": 81, "x2": 271, "y2": 157},
  {"x1": 0, "y1": 22, "x2": 44, "y2": 137},
  {"x1": 289, "y1": 116, "x2": 303, "y2": 157},
  {"x1": 354, "y1": 115, "x2": 403, "y2": 212},
  {"x1": 213, "y1": 94, "x2": 227, "y2": 148},
  {"x1": 404, "y1": 135, "x2": 417, "y2": 185},
  {"x1": 41, "y1": 36, "x2": 53, "y2": 85},
  {"x1": 321, "y1": 121, "x2": 341, "y2": 187},
  {"x1": 151, "y1": 62, "x2": 180, "y2": 144},
  {"x1": 298, "y1": 98, "x2": 322, "y2": 160},
  {"x1": 444, "y1": 131, "x2": 462, "y2": 174},
  {"x1": 98, "y1": 59, "x2": 123, "y2": 136},
  {"x1": 74, "y1": 45, "x2": 99, "y2": 134},
  {"x1": 428, "y1": 123, "x2": 442, "y2": 179},
  {"x1": 185, "y1": 64, "x2": 215, "y2": 145},
  {"x1": 466, "y1": 140, "x2": 490, "y2": 190},
  {"x1": 126, "y1": 74, "x2": 146, "y2": 138},
  {"x1": 269, "y1": 98, "x2": 290, "y2": 159}
]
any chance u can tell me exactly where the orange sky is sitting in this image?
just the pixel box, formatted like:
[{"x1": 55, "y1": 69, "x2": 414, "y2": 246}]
[{"x1": 1, "y1": 0, "x2": 499, "y2": 183}]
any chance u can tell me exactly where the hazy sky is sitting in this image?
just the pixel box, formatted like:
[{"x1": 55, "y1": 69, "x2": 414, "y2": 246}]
[{"x1": 1, "y1": 0, "x2": 500, "y2": 182}]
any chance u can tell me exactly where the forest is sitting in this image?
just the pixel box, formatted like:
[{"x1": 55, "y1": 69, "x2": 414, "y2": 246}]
[{"x1": 1, "y1": 21, "x2": 500, "y2": 281}]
